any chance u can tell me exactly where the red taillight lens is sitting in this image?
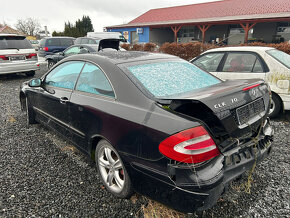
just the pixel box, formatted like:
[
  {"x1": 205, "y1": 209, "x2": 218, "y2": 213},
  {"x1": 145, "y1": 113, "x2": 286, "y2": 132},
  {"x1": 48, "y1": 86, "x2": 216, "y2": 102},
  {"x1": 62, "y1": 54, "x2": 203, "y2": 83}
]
[
  {"x1": 43, "y1": 47, "x2": 49, "y2": 51},
  {"x1": 159, "y1": 126, "x2": 220, "y2": 164},
  {"x1": 0, "y1": 55, "x2": 9, "y2": 60},
  {"x1": 242, "y1": 83, "x2": 260, "y2": 91},
  {"x1": 26, "y1": 53, "x2": 37, "y2": 59}
]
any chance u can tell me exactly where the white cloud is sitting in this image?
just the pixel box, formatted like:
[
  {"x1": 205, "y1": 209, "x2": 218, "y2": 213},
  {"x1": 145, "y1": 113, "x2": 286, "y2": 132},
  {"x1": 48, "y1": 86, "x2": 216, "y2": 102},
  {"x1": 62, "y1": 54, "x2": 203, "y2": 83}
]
[{"x1": 0, "y1": 0, "x2": 220, "y2": 33}]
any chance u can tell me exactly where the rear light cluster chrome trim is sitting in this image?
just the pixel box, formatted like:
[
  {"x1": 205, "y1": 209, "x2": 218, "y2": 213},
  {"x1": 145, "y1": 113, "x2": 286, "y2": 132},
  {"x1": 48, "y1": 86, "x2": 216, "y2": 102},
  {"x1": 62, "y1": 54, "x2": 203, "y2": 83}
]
[{"x1": 159, "y1": 126, "x2": 220, "y2": 164}]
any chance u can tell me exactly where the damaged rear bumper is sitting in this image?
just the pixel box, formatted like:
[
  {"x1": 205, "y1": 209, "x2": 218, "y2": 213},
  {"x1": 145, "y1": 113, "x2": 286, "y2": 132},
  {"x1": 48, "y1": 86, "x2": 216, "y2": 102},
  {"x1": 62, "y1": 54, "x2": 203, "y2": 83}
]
[{"x1": 130, "y1": 119, "x2": 274, "y2": 213}]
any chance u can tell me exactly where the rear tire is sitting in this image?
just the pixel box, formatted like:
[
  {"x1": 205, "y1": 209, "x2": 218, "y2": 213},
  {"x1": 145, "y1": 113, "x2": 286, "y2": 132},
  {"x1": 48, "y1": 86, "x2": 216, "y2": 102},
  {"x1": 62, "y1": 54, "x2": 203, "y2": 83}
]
[
  {"x1": 48, "y1": 60, "x2": 55, "y2": 69},
  {"x1": 25, "y1": 71, "x2": 35, "y2": 77},
  {"x1": 95, "y1": 140, "x2": 133, "y2": 198},
  {"x1": 269, "y1": 94, "x2": 281, "y2": 118}
]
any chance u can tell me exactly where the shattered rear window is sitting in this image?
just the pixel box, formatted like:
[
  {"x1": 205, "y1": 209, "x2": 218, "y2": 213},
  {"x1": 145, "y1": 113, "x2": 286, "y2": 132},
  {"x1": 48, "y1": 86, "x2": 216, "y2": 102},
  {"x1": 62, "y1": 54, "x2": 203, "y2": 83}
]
[{"x1": 127, "y1": 61, "x2": 221, "y2": 97}]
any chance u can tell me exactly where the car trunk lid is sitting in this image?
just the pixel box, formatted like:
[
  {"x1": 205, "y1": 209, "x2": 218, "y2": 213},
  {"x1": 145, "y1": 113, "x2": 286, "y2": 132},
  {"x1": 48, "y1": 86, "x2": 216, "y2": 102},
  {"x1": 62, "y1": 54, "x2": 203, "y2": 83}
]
[{"x1": 158, "y1": 79, "x2": 271, "y2": 151}]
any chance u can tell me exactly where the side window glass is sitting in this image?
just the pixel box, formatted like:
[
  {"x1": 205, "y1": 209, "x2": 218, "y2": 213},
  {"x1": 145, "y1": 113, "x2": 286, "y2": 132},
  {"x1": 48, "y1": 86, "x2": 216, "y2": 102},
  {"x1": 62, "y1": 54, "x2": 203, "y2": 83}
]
[
  {"x1": 47, "y1": 38, "x2": 60, "y2": 46},
  {"x1": 74, "y1": 38, "x2": 81, "y2": 45},
  {"x1": 44, "y1": 61, "x2": 84, "y2": 90},
  {"x1": 76, "y1": 63, "x2": 115, "y2": 98},
  {"x1": 89, "y1": 39, "x2": 97, "y2": 44},
  {"x1": 61, "y1": 39, "x2": 74, "y2": 46},
  {"x1": 82, "y1": 38, "x2": 89, "y2": 44},
  {"x1": 222, "y1": 53, "x2": 261, "y2": 72},
  {"x1": 252, "y1": 59, "x2": 263, "y2": 72},
  {"x1": 64, "y1": 47, "x2": 81, "y2": 55},
  {"x1": 79, "y1": 47, "x2": 89, "y2": 54},
  {"x1": 193, "y1": 53, "x2": 224, "y2": 72}
]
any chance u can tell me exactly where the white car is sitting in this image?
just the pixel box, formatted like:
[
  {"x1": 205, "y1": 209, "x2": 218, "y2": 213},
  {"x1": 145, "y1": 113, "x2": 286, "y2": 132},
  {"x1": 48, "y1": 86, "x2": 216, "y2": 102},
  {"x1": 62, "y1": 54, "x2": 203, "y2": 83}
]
[
  {"x1": 191, "y1": 46, "x2": 290, "y2": 117},
  {"x1": 0, "y1": 34, "x2": 39, "y2": 77}
]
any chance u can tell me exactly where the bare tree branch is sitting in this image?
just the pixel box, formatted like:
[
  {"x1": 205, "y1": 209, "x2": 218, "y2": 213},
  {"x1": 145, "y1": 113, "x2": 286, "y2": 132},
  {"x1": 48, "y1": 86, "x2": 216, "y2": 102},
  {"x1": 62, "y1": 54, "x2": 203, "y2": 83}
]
[{"x1": 15, "y1": 18, "x2": 41, "y2": 36}]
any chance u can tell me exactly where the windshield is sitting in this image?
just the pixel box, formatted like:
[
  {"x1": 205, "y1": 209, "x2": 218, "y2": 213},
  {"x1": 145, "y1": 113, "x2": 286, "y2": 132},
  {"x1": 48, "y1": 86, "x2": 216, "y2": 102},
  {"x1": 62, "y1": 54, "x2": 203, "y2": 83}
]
[
  {"x1": 127, "y1": 61, "x2": 221, "y2": 98},
  {"x1": 266, "y1": 49, "x2": 290, "y2": 69},
  {"x1": 0, "y1": 36, "x2": 33, "y2": 49}
]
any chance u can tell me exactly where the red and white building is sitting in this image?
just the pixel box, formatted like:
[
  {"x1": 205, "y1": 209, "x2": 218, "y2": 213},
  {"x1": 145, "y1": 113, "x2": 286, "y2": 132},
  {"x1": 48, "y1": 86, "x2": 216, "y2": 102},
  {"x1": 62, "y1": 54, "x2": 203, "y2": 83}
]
[{"x1": 106, "y1": 0, "x2": 290, "y2": 45}]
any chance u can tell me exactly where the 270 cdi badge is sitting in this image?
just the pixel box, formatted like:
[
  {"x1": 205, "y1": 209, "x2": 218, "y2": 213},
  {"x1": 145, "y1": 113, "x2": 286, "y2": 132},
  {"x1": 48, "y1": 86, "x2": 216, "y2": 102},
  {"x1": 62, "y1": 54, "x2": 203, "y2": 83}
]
[{"x1": 20, "y1": 52, "x2": 273, "y2": 212}]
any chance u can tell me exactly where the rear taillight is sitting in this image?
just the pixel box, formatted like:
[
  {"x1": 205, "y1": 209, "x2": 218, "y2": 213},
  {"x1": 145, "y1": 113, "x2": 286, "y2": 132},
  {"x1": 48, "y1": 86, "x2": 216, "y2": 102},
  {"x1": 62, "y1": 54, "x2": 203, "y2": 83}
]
[
  {"x1": 0, "y1": 55, "x2": 9, "y2": 60},
  {"x1": 26, "y1": 53, "x2": 37, "y2": 59},
  {"x1": 159, "y1": 126, "x2": 220, "y2": 164},
  {"x1": 43, "y1": 47, "x2": 49, "y2": 51}
]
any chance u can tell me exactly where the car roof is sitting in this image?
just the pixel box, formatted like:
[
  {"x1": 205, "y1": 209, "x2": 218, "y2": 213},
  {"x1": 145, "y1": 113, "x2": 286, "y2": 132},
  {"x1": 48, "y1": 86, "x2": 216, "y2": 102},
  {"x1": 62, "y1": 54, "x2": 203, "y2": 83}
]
[
  {"x1": 42, "y1": 36, "x2": 75, "y2": 39},
  {"x1": 203, "y1": 46, "x2": 276, "y2": 53},
  {"x1": 69, "y1": 44, "x2": 99, "y2": 51},
  {"x1": 66, "y1": 51, "x2": 177, "y2": 65}
]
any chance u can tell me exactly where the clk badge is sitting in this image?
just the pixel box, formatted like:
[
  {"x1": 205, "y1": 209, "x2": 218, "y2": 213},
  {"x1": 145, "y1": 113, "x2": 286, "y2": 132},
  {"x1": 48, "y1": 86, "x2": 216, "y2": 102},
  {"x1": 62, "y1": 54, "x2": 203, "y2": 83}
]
[
  {"x1": 214, "y1": 102, "x2": 226, "y2": 109},
  {"x1": 251, "y1": 88, "x2": 257, "y2": 96}
]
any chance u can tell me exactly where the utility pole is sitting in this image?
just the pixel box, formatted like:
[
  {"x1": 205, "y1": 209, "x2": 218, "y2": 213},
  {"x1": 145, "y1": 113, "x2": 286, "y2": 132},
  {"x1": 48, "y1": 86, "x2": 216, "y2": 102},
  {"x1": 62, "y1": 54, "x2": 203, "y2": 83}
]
[{"x1": 44, "y1": 26, "x2": 48, "y2": 37}]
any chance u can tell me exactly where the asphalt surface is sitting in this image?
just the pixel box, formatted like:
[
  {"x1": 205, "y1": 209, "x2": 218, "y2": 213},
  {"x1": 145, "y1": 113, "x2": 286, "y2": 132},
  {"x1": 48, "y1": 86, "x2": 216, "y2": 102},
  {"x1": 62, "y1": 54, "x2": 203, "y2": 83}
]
[{"x1": 0, "y1": 65, "x2": 289, "y2": 217}]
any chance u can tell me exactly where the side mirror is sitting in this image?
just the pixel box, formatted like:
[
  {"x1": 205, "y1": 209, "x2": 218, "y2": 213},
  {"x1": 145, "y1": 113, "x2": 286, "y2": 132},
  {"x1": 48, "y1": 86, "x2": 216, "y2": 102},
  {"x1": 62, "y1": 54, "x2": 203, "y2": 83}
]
[
  {"x1": 28, "y1": 78, "x2": 42, "y2": 87},
  {"x1": 59, "y1": 52, "x2": 64, "y2": 56}
]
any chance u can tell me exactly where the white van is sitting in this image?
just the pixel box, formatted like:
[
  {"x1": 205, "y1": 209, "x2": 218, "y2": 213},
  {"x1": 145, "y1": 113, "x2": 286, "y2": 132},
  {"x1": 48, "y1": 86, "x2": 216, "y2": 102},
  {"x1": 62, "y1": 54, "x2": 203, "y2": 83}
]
[{"x1": 87, "y1": 32, "x2": 127, "y2": 42}]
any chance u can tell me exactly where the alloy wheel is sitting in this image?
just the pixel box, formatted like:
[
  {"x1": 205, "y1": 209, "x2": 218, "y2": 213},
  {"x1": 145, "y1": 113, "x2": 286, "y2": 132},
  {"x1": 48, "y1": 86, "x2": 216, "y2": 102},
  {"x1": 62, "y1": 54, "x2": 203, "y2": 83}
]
[{"x1": 98, "y1": 146, "x2": 125, "y2": 193}]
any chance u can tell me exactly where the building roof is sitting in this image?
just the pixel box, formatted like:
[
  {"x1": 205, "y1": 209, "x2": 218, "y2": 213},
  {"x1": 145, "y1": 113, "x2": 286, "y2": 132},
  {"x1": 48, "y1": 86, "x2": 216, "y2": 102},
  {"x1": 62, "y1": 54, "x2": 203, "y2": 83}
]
[
  {"x1": 107, "y1": 0, "x2": 290, "y2": 28},
  {"x1": 0, "y1": 25, "x2": 23, "y2": 35}
]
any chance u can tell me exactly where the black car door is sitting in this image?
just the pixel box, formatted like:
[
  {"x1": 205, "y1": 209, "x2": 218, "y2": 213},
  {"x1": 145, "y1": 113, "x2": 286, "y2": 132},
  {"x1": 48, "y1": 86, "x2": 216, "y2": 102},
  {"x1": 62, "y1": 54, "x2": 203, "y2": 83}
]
[
  {"x1": 69, "y1": 62, "x2": 116, "y2": 150},
  {"x1": 34, "y1": 61, "x2": 85, "y2": 137}
]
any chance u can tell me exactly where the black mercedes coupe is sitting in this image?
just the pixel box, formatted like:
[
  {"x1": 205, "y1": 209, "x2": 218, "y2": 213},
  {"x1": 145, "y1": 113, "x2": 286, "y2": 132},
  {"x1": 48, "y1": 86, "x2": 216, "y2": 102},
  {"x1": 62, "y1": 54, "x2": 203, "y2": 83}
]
[{"x1": 20, "y1": 51, "x2": 274, "y2": 212}]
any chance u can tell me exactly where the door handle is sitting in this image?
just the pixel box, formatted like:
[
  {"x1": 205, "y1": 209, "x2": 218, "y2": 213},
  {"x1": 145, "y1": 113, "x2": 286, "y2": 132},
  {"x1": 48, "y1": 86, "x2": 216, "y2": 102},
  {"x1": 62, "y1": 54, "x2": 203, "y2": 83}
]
[{"x1": 60, "y1": 97, "x2": 69, "y2": 104}]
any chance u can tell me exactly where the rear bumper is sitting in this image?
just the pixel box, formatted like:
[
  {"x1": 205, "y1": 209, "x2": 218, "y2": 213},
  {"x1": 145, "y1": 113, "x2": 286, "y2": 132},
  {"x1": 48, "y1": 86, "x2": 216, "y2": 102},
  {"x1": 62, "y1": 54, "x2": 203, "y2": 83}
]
[
  {"x1": 129, "y1": 120, "x2": 273, "y2": 212},
  {"x1": 38, "y1": 51, "x2": 55, "y2": 57},
  {"x1": 0, "y1": 61, "x2": 39, "y2": 75}
]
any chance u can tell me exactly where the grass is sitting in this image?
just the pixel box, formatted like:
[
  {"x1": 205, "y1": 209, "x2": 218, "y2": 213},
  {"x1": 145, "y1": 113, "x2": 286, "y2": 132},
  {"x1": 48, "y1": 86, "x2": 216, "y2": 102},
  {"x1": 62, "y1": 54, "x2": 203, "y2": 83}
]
[{"x1": 141, "y1": 198, "x2": 186, "y2": 218}]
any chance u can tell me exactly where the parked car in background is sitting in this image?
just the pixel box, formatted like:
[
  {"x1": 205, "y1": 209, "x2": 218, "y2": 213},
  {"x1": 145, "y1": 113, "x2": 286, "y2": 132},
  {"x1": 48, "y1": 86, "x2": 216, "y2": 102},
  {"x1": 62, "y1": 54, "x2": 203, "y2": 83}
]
[
  {"x1": 0, "y1": 34, "x2": 39, "y2": 76},
  {"x1": 29, "y1": 40, "x2": 40, "y2": 51},
  {"x1": 38, "y1": 37, "x2": 74, "y2": 57},
  {"x1": 191, "y1": 46, "x2": 290, "y2": 118},
  {"x1": 46, "y1": 38, "x2": 123, "y2": 69},
  {"x1": 75, "y1": 37, "x2": 125, "y2": 51},
  {"x1": 74, "y1": 37, "x2": 99, "y2": 45},
  {"x1": 87, "y1": 31, "x2": 127, "y2": 43},
  {"x1": 45, "y1": 44, "x2": 99, "y2": 69},
  {"x1": 20, "y1": 51, "x2": 273, "y2": 213}
]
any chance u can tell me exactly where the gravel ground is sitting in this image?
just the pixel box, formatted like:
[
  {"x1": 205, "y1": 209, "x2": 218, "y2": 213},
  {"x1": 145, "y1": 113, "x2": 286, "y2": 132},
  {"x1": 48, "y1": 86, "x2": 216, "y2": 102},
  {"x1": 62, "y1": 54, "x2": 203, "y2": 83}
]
[{"x1": 0, "y1": 65, "x2": 289, "y2": 217}]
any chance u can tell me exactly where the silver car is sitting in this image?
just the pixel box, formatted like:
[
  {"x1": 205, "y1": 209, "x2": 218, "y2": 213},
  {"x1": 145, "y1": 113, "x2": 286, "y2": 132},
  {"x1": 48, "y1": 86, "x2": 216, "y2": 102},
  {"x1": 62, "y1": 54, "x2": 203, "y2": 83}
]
[{"x1": 0, "y1": 34, "x2": 39, "y2": 77}]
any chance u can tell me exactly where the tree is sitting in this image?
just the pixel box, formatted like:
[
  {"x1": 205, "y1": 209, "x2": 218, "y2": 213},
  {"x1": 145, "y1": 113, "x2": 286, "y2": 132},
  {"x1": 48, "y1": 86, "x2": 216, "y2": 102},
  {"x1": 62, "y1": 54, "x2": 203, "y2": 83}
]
[
  {"x1": 75, "y1": 16, "x2": 94, "y2": 36},
  {"x1": 52, "y1": 31, "x2": 64, "y2": 36},
  {"x1": 15, "y1": 18, "x2": 41, "y2": 36},
  {"x1": 54, "y1": 15, "x2": 94, "y2": 38}
]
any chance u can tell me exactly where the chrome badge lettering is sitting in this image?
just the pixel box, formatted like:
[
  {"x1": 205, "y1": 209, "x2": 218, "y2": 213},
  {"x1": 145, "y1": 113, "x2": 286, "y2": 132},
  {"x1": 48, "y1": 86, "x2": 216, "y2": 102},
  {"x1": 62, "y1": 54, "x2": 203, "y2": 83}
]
[
  {"x1": 214, "y1": 102, "x2": 226, "y2": 109},
  {"x1": 214, "y1": 98, "x2": 239, "y2": 109}
]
